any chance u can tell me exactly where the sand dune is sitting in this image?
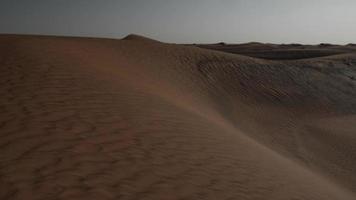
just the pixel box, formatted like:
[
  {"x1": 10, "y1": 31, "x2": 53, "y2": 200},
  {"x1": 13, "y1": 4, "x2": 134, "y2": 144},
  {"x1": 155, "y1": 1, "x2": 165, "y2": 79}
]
[
  {"x1": 198, "y1": 42, "x2": 356, "y2": 60},
  {"x1": 0, "y1": 34, "x2": 356, "y2": 199}
]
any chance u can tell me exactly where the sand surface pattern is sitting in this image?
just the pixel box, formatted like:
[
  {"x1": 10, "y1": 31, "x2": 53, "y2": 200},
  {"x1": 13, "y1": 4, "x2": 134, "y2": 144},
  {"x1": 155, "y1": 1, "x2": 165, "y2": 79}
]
[{"x1": 0, "y1": 34, "x2": 356, "y2": 199}]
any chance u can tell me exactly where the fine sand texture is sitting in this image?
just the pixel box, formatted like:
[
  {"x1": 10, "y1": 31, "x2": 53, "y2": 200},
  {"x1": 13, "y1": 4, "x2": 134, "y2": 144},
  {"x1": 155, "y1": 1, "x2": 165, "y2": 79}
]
[{"x1": 0, "y1": 34, "x2": 356, "y2": 199}]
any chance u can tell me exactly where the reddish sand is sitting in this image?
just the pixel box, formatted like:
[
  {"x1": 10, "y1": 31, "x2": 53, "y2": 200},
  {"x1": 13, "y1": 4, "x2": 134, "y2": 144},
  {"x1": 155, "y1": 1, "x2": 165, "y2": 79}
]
[{"x1": 0, "y1": 34, "x2": 356, "y2": 199}]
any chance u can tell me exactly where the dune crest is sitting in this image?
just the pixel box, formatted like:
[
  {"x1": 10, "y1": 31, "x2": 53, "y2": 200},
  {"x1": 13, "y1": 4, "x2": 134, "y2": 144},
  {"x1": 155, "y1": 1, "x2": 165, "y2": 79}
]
[
  {"x1": 0, "y1": 34, "x2": 355, "y2": 200},
  {"x1": 122, "y1": 34, "x2": 160, "y2": 43}
]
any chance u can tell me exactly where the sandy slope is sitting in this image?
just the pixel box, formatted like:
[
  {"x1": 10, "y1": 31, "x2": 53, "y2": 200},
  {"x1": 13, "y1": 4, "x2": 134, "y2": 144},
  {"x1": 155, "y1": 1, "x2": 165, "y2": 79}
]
[{"x1": 0, "y1": 34, "x2": 356, "y2": 200}]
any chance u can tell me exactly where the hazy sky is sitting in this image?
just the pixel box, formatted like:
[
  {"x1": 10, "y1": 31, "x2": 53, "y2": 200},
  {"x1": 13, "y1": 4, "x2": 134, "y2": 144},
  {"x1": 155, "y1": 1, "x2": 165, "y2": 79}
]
[{"x1": 1, "y1": 0, "x2": 356, "y2": 44}]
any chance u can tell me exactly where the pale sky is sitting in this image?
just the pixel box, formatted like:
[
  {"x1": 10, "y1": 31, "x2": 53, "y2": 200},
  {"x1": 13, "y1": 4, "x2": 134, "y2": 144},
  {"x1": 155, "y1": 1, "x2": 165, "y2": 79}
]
[{"x1": 1, "y1": 0, "x2": 355, "y2": 44}]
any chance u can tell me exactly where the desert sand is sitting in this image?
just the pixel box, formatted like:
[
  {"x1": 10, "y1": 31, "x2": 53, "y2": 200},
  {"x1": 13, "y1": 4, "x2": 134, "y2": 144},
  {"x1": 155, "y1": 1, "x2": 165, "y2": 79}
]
[
  {"x1": 0, "y1": 34, "x2": 356, "y2": 199},
  {"x1": 197, "y1": 42, "x2": 356, "y2": 60}
]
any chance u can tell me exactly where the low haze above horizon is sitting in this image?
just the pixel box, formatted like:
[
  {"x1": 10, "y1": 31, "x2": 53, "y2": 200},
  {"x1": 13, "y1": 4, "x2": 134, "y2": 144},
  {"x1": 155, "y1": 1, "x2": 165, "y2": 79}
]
[{"x1": 1, "y1": 0, "x2": 356, "y2": 44}]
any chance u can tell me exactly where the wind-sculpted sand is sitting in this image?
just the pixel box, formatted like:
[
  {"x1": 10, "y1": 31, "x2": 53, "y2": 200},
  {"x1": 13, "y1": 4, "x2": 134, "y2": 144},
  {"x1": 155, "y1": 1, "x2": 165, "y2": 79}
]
[{"x1": 0, "y1": 34, "x2": 356, "y2": 199}]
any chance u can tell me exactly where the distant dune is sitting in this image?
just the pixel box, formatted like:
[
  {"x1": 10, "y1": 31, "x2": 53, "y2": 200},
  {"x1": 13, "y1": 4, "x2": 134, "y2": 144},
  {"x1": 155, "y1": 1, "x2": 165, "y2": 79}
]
[
  {"x1": 0, "y1": 34, "x2": 356, "y2": 200},
  {"x1": 197, "y1": 42, "x2": 356, "y2": 60}
]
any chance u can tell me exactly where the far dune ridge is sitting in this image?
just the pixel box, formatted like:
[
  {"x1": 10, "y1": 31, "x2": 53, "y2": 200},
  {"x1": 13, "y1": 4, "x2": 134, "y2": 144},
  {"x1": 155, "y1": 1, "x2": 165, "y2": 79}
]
[{"x1": 0, "y1": 34, "x2": 356, "y2": 200}]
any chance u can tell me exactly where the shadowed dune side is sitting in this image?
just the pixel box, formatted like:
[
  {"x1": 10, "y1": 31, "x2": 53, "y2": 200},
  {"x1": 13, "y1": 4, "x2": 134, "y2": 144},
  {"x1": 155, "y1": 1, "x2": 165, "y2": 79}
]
[
  {"x1": 0, "y1": 34, "x2": 356, "y2": 200},
  {"x1": 190, "y1": 51, "x2": 356, "y2": 192}
]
